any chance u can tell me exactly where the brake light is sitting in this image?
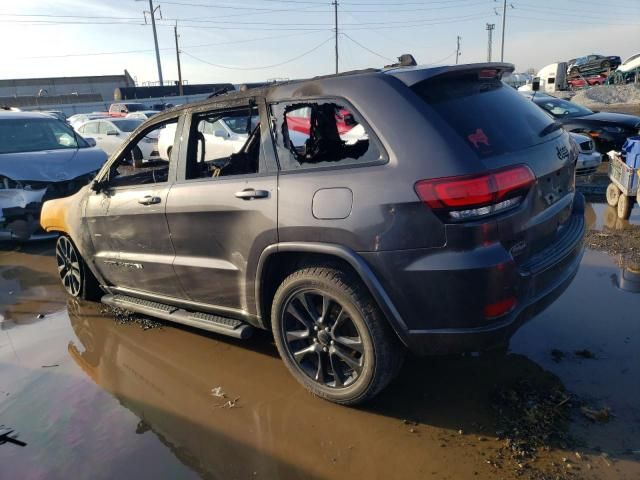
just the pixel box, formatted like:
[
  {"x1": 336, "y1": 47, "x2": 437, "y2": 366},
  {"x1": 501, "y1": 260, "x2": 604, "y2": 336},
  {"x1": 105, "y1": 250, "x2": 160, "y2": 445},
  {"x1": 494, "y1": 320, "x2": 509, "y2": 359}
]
[{"x1": 415, "y1": 165, "x2": 535, "y2": 220}]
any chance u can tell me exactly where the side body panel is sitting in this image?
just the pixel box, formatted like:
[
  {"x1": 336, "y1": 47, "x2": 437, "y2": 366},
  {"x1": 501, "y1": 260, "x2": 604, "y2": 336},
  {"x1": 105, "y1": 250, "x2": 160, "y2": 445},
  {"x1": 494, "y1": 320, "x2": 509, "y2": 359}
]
[{"x1": 165, "y1": 100, "x2": 278, "y2": 319}]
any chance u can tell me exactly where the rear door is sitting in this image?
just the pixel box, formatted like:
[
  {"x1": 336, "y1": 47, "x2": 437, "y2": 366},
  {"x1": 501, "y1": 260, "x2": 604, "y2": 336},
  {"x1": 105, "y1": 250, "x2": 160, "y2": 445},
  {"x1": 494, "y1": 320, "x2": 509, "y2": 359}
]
[
  {"x1": 166, "y1": 101, "x2": 278, "y2": 315},
  {"x1": 85, "y1": 116, "x2": 183, "y2": 297}
]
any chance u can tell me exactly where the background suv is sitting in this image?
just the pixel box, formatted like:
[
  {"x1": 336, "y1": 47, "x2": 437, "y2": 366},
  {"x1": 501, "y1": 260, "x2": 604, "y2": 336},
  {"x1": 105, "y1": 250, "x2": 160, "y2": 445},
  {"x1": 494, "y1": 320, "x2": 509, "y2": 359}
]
[{"x1": 41, "y1": 63, "x2": 585, "y2": 405}]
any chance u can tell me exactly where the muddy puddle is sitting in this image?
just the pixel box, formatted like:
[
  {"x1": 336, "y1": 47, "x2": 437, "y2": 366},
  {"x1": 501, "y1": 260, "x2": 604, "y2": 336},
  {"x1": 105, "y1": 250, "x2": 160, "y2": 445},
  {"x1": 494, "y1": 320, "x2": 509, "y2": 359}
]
[{"x1": 1, "y1": 201, "x2": 639, "y2": 480}]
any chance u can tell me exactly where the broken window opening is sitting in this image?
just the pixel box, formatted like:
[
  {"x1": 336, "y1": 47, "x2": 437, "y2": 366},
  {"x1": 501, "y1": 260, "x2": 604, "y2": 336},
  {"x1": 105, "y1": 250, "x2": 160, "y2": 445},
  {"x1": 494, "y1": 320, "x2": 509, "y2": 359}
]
[
  {"x1": 271, "y1": 101, "x2": 380, "y2": 171},
  {"x1": 185, "y1": 107, "x2": 261, "y2": 180},
  {"x1": 106, "y1": 118, "x2": 178, "y2": 188}
]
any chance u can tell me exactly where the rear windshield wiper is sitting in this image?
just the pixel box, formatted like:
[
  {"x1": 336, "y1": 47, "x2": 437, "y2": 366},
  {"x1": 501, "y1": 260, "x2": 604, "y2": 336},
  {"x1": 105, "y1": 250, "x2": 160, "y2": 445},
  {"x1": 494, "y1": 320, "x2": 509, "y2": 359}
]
[{"x1": 539, "y1": 121, "x2": 563, "y2": 137}]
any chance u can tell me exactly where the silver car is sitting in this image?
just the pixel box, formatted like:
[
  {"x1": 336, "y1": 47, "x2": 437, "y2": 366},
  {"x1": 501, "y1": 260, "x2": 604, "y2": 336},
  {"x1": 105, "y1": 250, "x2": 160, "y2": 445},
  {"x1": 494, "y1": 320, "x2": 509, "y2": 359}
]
[{"x1": 0, "y1": 111, "x2": 106, "y2": 240}]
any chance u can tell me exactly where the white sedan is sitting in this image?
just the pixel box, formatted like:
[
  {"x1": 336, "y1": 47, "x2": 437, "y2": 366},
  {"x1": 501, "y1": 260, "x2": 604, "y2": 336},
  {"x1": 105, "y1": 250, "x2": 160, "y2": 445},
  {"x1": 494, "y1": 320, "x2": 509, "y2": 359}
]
[
  {"x1": 158, "y1": 116, "x2": 249, "y2": 161},
  {"x1": 76, "y1": 118, "x2": 159, "y2": 161}
]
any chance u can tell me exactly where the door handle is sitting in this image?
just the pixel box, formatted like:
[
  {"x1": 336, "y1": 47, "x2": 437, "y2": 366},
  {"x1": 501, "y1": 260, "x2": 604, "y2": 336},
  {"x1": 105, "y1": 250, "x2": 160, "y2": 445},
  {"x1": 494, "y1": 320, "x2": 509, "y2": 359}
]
[
  {"x1": 234, "y1": 189, "x2": 269, "y2": 200},
  {"x1": 138, "y1": 195, "x2": 161, "y2": 205}
]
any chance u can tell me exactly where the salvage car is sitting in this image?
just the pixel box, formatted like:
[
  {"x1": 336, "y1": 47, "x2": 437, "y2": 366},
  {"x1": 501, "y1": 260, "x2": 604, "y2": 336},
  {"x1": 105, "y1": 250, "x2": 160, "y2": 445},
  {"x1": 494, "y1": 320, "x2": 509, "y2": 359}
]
[
  {"x1": 41, "y1": 63, "x2": 585, "y2": 404},
  {"x1": 68, "y1": 112, "x2": 109, "y2": 131},
  {"x1": 529, "y1": 96, "x2": 640, "y2": 154},
  {"x1": 157, "y1": 114, "x2": 256, "y2": 161},
  {"x1": 0, "y1": 112, "x2": 106, "y2": 240},
  {"x1": 125, "y1": 110, "x2": 161, "y2": 120},
  {"x1": 568, "y1": 54, "x2": 621, "y2": 76},
  {"x1": 77, "y1": 118, "x2": 160, "y2": 162},
  {"x1": 570, "y1": 132, "x2": 602, "y2": 178}
]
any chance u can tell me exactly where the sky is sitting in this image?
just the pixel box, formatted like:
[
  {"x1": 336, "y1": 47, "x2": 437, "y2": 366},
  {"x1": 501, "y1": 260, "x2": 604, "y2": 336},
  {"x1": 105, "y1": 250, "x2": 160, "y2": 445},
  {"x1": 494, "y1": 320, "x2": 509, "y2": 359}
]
[{"x1": 0, "y1": 0, "x2": 638, "y2": 85}]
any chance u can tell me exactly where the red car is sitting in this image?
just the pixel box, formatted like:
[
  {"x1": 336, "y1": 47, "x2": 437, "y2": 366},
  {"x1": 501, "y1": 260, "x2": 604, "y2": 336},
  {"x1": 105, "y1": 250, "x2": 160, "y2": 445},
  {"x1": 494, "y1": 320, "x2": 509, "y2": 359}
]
[
  {"x1": 568, "y1": 75, "x2": 606, "y2": 90},
  {"x1": 286, "y1": 106, "x2": 356, "y2": 136}
]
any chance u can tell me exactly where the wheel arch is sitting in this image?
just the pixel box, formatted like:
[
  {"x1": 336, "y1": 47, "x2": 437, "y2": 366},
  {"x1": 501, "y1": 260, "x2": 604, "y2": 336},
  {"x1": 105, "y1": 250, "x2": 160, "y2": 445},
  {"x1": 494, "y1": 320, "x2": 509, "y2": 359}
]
[{"x1": 255, "y1": 242, "x2": 410, "y2": 346}]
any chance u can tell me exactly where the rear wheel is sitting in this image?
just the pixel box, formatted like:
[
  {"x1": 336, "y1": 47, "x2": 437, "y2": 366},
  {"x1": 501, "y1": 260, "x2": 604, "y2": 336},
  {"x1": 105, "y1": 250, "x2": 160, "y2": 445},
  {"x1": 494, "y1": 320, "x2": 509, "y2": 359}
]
[
  {"x1": 606, "y1": 183, "x2": 621, "y2": 207},
  {"x1": 271, "y1": 267, "x2": 404, "y2": 405},
  {"x1": 617, "y1": 194, "x2": 633, "y2": 220},
  {"x1": 55, "y1": 236, "x2": 102, "y2": 301}
]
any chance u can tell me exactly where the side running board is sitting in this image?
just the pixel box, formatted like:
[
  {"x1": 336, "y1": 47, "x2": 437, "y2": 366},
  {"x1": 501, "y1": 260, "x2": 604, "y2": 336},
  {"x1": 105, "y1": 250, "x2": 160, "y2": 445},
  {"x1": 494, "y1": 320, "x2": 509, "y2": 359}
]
[{"x1": 102, "y1": 294, "x2": 253, "y2": 339}]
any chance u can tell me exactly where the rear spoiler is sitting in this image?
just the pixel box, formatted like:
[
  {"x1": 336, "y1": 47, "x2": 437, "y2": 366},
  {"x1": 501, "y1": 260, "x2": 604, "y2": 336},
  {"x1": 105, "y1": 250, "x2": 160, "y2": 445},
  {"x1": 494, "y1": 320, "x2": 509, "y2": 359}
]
[{"x1": 384, "y1": 62, "x2": 515, "y2": 87}]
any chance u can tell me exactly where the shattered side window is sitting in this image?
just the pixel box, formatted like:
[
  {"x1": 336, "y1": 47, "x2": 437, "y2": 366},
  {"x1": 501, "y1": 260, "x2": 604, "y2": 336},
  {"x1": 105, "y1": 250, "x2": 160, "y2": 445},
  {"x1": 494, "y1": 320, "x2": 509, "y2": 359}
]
[
  {"x1": 107, "y1": 119, "x2": 178, "y2": 187},
  {"x1": 269, "y1": 101, "x2": 383, "y2": 171}
]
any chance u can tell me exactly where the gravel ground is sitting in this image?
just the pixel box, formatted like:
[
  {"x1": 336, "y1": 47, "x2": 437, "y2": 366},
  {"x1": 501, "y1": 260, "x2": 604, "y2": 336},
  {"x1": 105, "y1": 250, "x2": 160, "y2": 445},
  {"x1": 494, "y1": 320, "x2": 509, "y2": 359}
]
[
  {"x1": 572, "y1": 83, "x2": 640, "y2": 108},
  {"x1": 585, "y1": 226, "x2": 640, "y2": 266},
  {"x1": 100, "y1": 305, "x2": 165, "y2": 330}
]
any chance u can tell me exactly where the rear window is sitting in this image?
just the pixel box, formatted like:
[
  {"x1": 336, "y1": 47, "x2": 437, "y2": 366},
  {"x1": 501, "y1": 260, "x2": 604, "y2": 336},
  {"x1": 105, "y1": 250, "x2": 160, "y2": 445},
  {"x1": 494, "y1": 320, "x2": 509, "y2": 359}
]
[{"x1": 412, "y1": 75, "x2": 558, "y2": 158}]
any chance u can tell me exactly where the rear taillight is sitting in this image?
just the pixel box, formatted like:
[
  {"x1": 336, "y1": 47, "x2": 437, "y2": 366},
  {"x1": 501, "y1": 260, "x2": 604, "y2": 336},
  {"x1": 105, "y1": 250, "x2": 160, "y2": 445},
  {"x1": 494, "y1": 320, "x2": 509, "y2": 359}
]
[{"x1": 415, "y1": 165, "x2": 535, "y2": 221}]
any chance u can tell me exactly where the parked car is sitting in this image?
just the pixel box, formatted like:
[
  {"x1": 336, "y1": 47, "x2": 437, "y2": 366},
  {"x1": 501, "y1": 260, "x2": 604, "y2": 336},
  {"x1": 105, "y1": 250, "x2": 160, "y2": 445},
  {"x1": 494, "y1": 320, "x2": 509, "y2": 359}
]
[
  {"x1": 126, "y1": 110, "x2": 161, "y2": 120},
  {"x1": 41, "y1": 63, "x2": 585, "y2": 404},
  {"x1": 108, "y1": 102, "x2": 147, "y2": 117},
  {"x1": 528, "y1": 96, "x2": 640, "y2": 154},
  {"x1": 570, "y1": 132, "x2": 602, "y2": 178},
  {"x1": 76, "y1": 118, "x2": 159, "y2": 161},
  {"x1": 157, "y1": 114, "x2": 256, "y2": 161},
  {"x1": 567, "y1": 54, "x2": 621, "y2": 76},
  {"x1": 0, "y1": 111, "x2": 106, "y2": 240},
  {"x1": 68, "y1": 112, "x2": 110, "y2": 131}
]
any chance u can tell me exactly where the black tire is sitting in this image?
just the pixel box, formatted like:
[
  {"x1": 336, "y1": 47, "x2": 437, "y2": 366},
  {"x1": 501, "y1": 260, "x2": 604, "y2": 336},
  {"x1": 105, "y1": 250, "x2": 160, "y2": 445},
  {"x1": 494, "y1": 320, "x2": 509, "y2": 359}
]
[
  {"x1": 606, "y1": 183, "x2": 621, "y2": 207},
  {"x1": 271, "y1": 267, "x2": 404, "y2": 405},
  {"x1": 617, "y1": 194, "x2": 633, "y2": 220},
  {"x1": 55, "y1": 235, "x2": 102, "y2": 301}
]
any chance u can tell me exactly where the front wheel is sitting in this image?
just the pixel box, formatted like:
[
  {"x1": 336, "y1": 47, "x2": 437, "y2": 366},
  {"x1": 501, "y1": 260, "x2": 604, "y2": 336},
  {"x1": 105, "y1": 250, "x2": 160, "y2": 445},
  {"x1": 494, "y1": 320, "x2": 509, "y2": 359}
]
[
  {"x1": 55, "y1": 236, "x2": 102, "y2": 301},
  {"x1": 271, "y1": 267, "x2": 404, "y2": 405}
]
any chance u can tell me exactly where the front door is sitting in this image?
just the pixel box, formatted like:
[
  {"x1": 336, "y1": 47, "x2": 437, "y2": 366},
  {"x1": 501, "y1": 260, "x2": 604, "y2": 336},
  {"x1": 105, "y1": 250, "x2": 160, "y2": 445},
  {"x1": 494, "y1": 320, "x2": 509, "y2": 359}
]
[
  {"x1": 86, "y1": 117, "x2": 183, "y2": 297},
  {"x1": 166, "y1": 102, "x2": 278, "y2": 316}
]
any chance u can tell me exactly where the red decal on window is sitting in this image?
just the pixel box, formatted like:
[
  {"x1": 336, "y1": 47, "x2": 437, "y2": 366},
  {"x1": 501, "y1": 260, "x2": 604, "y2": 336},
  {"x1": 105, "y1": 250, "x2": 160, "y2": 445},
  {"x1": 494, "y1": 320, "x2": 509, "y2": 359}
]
[{"x1": 468, "y1": 128, "x2": 490, "y2": 149}]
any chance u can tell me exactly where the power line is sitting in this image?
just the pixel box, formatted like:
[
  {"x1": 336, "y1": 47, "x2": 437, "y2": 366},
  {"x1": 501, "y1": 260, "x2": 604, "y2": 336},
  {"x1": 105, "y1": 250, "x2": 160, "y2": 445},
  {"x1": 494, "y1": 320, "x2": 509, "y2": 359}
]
[
  {"x1": 18, "y1": 31, "x2": 324, "y2": 59},
  {"x1": 181, "y1": 35, "x2": 334, "y2": 70},
  {"x1": 341, "y1": 33, "x2": 394, "y2": 62}
]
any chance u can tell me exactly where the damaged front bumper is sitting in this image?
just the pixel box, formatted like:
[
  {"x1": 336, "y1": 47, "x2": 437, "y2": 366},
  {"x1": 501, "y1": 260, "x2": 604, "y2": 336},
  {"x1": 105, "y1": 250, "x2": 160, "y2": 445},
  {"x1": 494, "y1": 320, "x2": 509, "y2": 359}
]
[
  {"x1": 0, "y1": 174, "x2": 94, "y2": 241},
  {"x1": 0, "y1": 188, "x2": 48, "y2": 240}
]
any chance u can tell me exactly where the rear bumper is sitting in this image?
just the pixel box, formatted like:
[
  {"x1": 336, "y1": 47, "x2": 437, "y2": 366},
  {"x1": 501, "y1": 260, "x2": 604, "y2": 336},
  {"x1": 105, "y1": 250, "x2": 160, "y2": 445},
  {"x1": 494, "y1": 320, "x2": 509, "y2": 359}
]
[{"x1": 361, "y1": 194, "x2": 586, "y2": 355}]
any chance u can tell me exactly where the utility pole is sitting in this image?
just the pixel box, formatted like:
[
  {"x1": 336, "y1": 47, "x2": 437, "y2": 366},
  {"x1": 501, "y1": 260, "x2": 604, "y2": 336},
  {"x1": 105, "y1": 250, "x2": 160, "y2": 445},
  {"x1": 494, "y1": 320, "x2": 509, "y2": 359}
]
[
  {"x1": 486, "y1": 23, "x2": 495, "y2": 62},
  {"x1": 455, "y1": 36, "x2": 462, "y2": 65},
  {"x1": 500, "y1": 0, "x2": 507, "y2": 62},
  {"x1": 174, "y1": 23, "x2": 184, "y2": 96},
  {"x1": 332, "y1": 0, "x2": 339, "y2": 74},
  {"x1": 144, "y1": 0, "x2": 164, "y2": 85}
]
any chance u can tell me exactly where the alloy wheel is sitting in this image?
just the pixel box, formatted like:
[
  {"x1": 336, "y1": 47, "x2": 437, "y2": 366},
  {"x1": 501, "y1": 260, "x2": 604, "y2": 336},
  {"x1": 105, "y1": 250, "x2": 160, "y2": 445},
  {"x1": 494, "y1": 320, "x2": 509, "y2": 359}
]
[
  {"x1": 281, "y1": 290, "x2": 364, "y2": 389},
  {"x1": 56, "y1": 236, "x2": 82, "y2": 296}
]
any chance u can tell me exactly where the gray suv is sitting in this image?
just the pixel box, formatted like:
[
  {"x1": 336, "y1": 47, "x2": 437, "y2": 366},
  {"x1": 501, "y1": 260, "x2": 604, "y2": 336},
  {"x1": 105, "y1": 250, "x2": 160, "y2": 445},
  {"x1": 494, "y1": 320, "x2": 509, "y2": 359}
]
[{"x1": 42, "y1": 63, "x2": 585, "y2": 404}]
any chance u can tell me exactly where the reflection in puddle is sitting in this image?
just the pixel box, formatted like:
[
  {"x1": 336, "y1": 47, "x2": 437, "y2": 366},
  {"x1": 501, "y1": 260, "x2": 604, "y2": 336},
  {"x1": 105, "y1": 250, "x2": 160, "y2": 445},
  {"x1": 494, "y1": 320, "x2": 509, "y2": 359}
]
[{"x1": 612, "y1": 263, "x2": 640, "y2": 294}]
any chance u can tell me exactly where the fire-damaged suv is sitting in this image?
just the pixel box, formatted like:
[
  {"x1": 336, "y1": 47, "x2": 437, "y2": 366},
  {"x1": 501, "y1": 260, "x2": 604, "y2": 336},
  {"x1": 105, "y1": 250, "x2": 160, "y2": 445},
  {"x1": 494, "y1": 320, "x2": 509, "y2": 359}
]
[{"x1": 41, "y1": 63, "x2": 585, "y2": 405}]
